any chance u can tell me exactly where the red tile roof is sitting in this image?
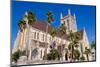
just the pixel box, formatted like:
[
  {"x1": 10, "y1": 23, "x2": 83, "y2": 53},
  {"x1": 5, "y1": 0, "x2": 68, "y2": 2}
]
[
  {"x1": 31, "y1": 21, "x2": 52, "y2": 33},
  {"x1": 31, "y1": 21, "x2": 83, "y2": 40},
  {"x1": 78, "y1": 29, "x2": 84, "y2": 40}
]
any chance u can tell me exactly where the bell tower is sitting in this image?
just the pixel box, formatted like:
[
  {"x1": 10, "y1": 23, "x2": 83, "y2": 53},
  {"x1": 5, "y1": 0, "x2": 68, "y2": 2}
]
[{"x1": 60, "y1": 9, "x2": 77, "y2": 34}]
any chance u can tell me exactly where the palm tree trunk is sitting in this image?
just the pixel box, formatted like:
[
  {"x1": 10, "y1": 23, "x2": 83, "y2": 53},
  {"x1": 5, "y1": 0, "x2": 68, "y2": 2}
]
[
  {"x1": 44, "y1": 23, "x2": 49, "y2": 60},
  {"x1": 60, "y1": 35, "x2": 64, "y2": 61},
  {"x1": 72, "y1": 45, "x2": 74, "y2": 61},
  {"x1": 71, "y1": 45, "x2": 74, "y2": 62},
  {"x1": 87, "y1": 54, "x2": 89, "y2": 61}
]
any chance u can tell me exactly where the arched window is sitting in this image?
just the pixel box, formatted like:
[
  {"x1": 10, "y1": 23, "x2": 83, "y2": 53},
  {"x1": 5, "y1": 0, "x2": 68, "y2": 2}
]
[
  {"x1": 34, "y1": 32, "x2": 36, "y2": 39},
  {"x1": 42, "y1": 34, "x2": 44, "y2": 41},
  {"x1": 32, "y1": 48, "x2": 38, "y2": 58},
  {"x1": 37, "y1": 32, "x2": 39, "y2": 40},
  {"x1": 41, "y1": 50, "x2": 42, "y2": 58}
]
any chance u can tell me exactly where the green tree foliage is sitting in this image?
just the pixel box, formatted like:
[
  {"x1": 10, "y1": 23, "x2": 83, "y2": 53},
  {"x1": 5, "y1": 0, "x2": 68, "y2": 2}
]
[
  {"x1": 60, "y1": 23, "x2": 66, "y2": 35},
  {"x1": 46, "y1": 49, "x2": 61, "y2": 60},
  {"x1": 12, "y1": 50, "x2": 26, "y2": 63},
  {"x1": 84, "y1": 47, "x2": 91, "y2": 61},
  {"x1": 50, "y1": 27, "x2": 56, "y2": 38},
  {"x1": 91, "y1": 41, "x2": 96, "y2": 50},
  {"x1": 27, "y1": 11, "x2": 36, "y2": 25},
  {"x1": 46, "y1": 11, "x2": 54, "y2": 24},
  {"x1": 80, "y1": 56, "x2": 85, "y2": 61},
  {"x1": 73, "y1": 49, "x2": 80, "y2": 61},
  {"x1": 18, "y1": 20, "x2": 26, "y2": 32},
  {"x1": 68, "y1": 31, "x2": 81, "y2": 61}
]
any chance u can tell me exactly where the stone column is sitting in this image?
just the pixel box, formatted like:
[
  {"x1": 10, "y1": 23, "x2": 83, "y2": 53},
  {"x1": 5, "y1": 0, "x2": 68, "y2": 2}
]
[
  {"x1": 28, "y1": 47, "x2": 32, "y2": 60},
  {"x1": 28, "y1": 39, "x2": 32, "y2": 60}
]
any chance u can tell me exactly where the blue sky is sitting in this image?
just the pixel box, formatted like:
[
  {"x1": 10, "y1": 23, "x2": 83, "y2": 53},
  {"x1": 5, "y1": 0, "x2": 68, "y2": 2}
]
[{"x1": 12, "y1": 1, "x2": 96, "y2": 48}]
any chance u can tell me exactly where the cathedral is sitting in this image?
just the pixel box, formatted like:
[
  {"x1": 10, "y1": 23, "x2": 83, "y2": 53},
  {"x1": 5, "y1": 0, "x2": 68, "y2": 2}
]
[{"x1": 13, "y1": 9, "x2": 92, "y2": 62}]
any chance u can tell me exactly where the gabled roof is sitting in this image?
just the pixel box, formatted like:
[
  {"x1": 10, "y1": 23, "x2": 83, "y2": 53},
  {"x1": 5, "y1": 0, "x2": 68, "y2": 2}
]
[
  {"x1": 30, "y1": 21, "x2": 83, "y2": 40},
  {"x1": 78, "y1": 30, "x2": 84, "y2": 40},
  {"x1": 31, "y1": 21, "x2": 52, "y2": 33}
]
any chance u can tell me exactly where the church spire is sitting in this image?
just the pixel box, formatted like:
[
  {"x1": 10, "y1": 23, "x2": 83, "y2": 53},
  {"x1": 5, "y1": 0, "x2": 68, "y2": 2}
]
[
  {"x1": 61, "y1": 12, "x2": 63, "y2": 19},
  {"x1": 83, "y1": 27, "x2": 86, "y2": 37},
  {"x1": 83, "y1": 27, "x2": 90, "y2": 48},
  {"x1": 60, "y1": 12, "x2": 63, "y2": 24},
  {"x1": 74, "y1": 13, "x2": 76, "y2": 19},
  {"x1": 25, "y1": 11, "x2": 28, "y2": 16},
  {"x1": 83, "y1": 27, "x2": 86, "y2": 32},
  {"x1": 68, "y1": 9, "x2": 71, "y2": 15}
]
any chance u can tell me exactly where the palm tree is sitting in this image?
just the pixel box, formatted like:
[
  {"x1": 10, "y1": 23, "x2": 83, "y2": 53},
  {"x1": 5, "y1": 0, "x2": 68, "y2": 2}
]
[
  {"x1": 47, "y1": 49, "x2": 61, "y2": 60},
  {"x1": 91, "y1": 41, "x2": 96, "y2": 50},
  {"x1": 17, "y1": 11, "x2": 36, "y2": 60},
  {"x1": 27, "y1": 11, "x2": 36, "y2": 25},
  {"x1": 12, "y1": 50, "x2": 22, "y2": 63},
  {"x1": 18, "y1": 20, "x2": 26, "y2": 52},
  {"x1": 68, "y1": 42, "x2": 80, "y2": 61},
  {"x1": 50, "y1": 27, "x2": 57, "y2": 49},
  {"x1": 84, "y1": 47, "x2": 91, "y2": 61},
  {"x1": 26, "y1": 11, "x2": 36, "y2": 60},
  {"x1": 46, "y1": 11, "x2": 54, "y2": 24},
  {"x1": 73, "y1": 49, "x2": 80, "y2": 61},
  {"x1": 73, "y1": 42, "x2": 80, "y2": 61},
  {"x1": 80, "y1": 56, "x2": 85, "y2": 61},
  {"x1": 59, "y1": 22, "x2": 66, "y2": 60},
  {"x1": 68, "y1": 31, "x2": 80, "y2": 62},
  {"x1": 60, "y1": 22, "x2": 66, "y2": 35},
  {"x1": 44, "y1": 11, "x2": 54, "y2": 60},
  {"x1": 22, "y1": 11, "x2": 37, "y2": 59},
  {"x1": 50, "y1": 27, "x2": 56, "y2": 38},
  {"x1": 91, "y1": 41, "x2": 96, "y2": 60},
  {"x1": 18, "y1": 20, "x2": 26, "y2": 32}
]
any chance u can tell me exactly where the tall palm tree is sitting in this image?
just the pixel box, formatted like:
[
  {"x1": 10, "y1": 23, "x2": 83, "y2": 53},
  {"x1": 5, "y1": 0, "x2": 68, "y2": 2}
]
[
  {"x1": 68, "y1": 31, "x2": 80, "y2": 62},
  {"x1": 17, "y1": 11, "x2": 36, "y2": 60},
  {"x1": 50, "y1": 27, "x2": 57, "y2": 49},
  {"x1": 44, "y1": 11, "x2": 54, "y2": 60},
  {"x1": 84, "y1": 47, "x2": 91, "y2": 61},
  {"x1": 22, "y1": 11, "x2": 37, "y2": 60},
  {"x1": 59, "y1": 22, "x2": 66, "y2": 60},
  {"x1": 27, "y1": 11, "x2": 36, "y2": 60},
  {"x1": 18, "y1": 20, "x2": 26, "y2": 52},
  {"x1": 68, "y1": 41, "x2": 80, "y2": 61}
]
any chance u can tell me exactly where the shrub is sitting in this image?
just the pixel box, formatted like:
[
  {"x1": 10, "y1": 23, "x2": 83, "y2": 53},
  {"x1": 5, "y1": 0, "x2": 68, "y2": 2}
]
[{"x1": 46, "y1": 49, "x2": 61, "y2": 60}]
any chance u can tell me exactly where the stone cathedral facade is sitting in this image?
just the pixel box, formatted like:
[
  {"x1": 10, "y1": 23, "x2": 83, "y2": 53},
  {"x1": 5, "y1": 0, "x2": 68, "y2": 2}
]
[{"x1": 13, "y1": 9, "x2": 92, "y2": 62}]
